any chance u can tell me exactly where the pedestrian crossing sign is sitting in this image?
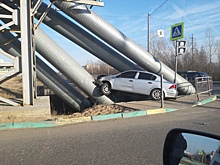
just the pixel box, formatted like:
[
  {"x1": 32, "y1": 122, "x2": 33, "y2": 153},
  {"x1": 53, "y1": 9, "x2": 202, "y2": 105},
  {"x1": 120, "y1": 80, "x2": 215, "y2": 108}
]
[{"x1": 170, "y1": 22, "x2": 184, "y2": 41}]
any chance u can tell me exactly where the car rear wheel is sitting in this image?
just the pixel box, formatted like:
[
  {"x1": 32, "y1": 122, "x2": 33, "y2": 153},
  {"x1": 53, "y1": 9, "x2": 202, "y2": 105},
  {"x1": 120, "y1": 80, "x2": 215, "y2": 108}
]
[
  {"x1": 100, "y1": 82, "x2": 111, "y2": 95},
  {"x1": 150, "y1": 89, "x2": 163, "y2": 100}
]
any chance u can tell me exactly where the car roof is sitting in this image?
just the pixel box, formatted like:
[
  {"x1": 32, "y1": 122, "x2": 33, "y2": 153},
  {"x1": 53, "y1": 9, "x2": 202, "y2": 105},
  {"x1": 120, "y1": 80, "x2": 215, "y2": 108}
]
[
  {"x1": 121, "y1": 70, "x2": 156, "y2": 74},
  {"x1": 122, "y1": 70, "x2": 160, "y2": 76},
  {"x1": 178, "y1": 70, "x2": 196, "y2": 74}
]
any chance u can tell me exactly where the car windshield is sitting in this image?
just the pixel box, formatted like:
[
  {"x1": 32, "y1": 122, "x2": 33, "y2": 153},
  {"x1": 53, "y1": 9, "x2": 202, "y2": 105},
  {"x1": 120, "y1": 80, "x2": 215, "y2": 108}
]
[{"x1": 199, "y1": 72, "x2": 209, "y2": 77}]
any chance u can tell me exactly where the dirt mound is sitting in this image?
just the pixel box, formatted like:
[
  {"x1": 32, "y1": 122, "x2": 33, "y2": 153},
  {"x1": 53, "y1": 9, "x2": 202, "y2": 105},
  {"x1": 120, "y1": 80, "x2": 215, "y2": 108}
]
[{"x1": 57, "y1": 104, "x2": 137, "y2": 119}]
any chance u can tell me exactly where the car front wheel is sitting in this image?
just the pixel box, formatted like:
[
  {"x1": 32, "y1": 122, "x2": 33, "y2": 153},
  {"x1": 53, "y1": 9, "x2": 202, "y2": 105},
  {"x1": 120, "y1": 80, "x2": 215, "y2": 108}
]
[
  {"x1": 100, "y1": 82, "x2": 111, "y2": 95},
  {"x1": 150, "y1": 89, "x2": 163, "y2": 100}
]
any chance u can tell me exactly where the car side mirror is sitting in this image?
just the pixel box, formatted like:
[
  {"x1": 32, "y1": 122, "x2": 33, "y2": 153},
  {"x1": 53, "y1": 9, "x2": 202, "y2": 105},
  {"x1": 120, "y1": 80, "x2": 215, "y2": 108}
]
[{"x1": 163, "y1": 128, "x2": 220, "y2": 165}]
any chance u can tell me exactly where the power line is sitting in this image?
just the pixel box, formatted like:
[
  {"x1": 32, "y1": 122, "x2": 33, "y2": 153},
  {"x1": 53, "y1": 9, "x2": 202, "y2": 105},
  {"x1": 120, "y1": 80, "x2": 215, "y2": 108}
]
[
  {"x1": 151, "y1": 0, "x2": 168, "y2": 15},
  {"x1": 100, "y1": 15, "x2": 147, "y2": 18},
  {"x1": 148, "y1": 0, "x2": 168, "y2": 52},
  {"x1": 182, "y1": 0, "x2": 188, "y2": 21}
]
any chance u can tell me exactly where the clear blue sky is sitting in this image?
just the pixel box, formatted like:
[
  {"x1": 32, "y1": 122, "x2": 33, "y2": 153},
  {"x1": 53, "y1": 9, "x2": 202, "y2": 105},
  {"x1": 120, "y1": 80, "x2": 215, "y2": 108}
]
[{"x1": 1, "y1": 0, "x2": 220, "y2": 66}]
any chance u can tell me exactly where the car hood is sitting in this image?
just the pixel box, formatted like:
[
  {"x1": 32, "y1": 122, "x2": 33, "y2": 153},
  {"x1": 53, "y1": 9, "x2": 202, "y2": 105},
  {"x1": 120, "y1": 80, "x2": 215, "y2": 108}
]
[{"x1": 99, "y1": 75, "x2": 116, "y2": 81}]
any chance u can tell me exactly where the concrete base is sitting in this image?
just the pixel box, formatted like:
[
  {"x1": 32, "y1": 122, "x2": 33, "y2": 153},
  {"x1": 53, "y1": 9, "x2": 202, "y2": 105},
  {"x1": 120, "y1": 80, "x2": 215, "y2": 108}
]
[{"x1": 0, "y1": 96, "x2": 51, "y2": 123}]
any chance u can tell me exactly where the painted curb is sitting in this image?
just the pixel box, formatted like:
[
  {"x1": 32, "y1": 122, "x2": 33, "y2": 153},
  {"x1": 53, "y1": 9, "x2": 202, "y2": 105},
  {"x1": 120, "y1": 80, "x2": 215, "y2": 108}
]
[
  {"x1": 193, "y1": 95, "x2": 217, "y2": 106},
  {"x1": 0, "y1": 121, "x2": 56, "y2": 130},
  {"x1": 147, "y1": 108, "x2": 166, "y2": 115},
  {"x1": 122, "y1": 111, "x2": 146, "y2": 118},
  {"x1": 56, "y1": 117, "x2": 91, "y2": 125},
  {"x1": 92, "y1": 113, "x2": 122, "y2": 121},
  {"x1": 0, "y1": 95, "x2": 217, "y2": 130},
  {"x1": 165, "y1": 108, "x2": 178, "y2": 112}
]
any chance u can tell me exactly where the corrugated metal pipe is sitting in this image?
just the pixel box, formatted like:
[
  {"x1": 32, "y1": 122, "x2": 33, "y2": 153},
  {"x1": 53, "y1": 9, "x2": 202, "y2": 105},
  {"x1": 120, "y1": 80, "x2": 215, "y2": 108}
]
[
  {"x1": 35, "y1": 27, "x2": 113, "y2": 104},
  {"x1": 0, "y1": 30, "x2": 91, "y2": 111},
  {"x1": 53, "y1": 1, "x2": 195, "y2": 95},
  {"x1": 34, "y1": 1, "x2": 141, "y2": 72}
]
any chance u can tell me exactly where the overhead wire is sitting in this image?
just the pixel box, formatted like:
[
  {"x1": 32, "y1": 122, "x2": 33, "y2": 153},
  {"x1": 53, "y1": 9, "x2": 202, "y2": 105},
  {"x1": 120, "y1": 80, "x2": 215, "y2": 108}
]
[
  {"x1": 150, "y1": 0, "x2": 168, "y2": 15},
  {"x1": 182, "y1": 0, "x2": 188, "y2": 21}
]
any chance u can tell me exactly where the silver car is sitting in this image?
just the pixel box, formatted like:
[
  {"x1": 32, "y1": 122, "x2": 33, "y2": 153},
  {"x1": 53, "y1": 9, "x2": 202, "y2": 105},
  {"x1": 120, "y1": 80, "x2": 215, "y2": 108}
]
[{"x1": 95, "y1": 70, "x2": 177, "y2": 100}]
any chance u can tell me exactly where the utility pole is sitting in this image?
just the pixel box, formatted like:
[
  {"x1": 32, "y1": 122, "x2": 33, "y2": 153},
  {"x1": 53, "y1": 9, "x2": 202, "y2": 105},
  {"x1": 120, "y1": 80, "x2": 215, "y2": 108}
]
[
  {"x1": 191, "y1": 34, "x2": 194, "y2": 65},
  {"x1": 147, "y1": 13, "x2": 150, "y2": 53},
  {"x1": 147, "y1": 0, "x2": 168, "y2": 53}
]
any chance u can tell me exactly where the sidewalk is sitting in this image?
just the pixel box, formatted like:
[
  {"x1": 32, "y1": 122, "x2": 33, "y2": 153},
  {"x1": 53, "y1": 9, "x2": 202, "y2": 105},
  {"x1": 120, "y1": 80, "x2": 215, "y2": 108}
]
[
  {"x1": 0, "y1": 94, "x2": 217, "y2": 130},
  {"x1": 116, "y1": 94, "x2": 216, "y2": 111}
]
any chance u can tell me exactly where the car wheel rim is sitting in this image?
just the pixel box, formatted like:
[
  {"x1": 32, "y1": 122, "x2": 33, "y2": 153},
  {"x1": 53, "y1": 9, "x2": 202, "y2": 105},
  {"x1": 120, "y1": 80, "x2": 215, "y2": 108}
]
[
  {"x1": 153, "y1": 90, "x2": 161, "y2": 99},
  {"x1": 103, "y1": 85, "x2": 109, "y2": 93}
]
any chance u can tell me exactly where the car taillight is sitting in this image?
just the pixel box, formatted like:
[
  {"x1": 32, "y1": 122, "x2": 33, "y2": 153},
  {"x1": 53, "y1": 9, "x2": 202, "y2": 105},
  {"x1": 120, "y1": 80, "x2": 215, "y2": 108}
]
[{"x1": 169, "y1": 84, "x2": 176, "y2": 89}]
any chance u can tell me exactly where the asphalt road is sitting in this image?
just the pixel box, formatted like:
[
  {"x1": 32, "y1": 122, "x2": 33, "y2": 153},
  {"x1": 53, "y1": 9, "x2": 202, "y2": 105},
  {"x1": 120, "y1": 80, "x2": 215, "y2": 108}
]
[
  {"x1": 213, "y1": 81, "x2": 220, "y2": 96},
  {"x1": 0, "y1": 100, "x2": 220, "y2": 165}
]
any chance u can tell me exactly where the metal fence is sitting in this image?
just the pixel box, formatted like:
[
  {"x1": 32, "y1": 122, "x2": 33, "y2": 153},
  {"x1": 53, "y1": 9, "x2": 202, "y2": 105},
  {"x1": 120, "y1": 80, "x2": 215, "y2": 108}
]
[{"x1": 195, "y1": 76, "x2": 213, "y2": 101}]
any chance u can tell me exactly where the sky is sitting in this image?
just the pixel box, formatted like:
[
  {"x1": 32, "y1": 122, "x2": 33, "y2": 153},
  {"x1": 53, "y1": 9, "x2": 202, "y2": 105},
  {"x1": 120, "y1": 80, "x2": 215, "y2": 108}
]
[{"x1": 1, "y1": 0, "x2": 220, "y2": 66}]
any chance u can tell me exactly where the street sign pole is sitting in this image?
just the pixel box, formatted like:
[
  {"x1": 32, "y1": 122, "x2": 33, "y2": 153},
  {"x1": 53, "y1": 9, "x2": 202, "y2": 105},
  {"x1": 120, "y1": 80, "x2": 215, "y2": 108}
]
[
  {"x1": 170, "y1": 22, "x2": 184, "y2": 85},
  {"x1": 174, "y1": 40, "x2": 178, "y2": 84}
]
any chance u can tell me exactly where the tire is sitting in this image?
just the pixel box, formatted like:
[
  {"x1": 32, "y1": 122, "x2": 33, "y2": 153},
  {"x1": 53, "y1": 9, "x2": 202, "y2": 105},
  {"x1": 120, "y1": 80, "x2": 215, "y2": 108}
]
[
  {"x1": 100, "y1": 82, "x2": 111, "y2": 95},
  {"x1": 150, "y1": 89, "x2": 163, "y2": 100}
]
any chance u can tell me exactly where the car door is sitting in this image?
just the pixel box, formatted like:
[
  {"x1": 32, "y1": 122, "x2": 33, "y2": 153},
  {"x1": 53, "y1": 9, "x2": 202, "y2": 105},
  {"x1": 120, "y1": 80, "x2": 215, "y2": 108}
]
[
  {"x1": 112, "y1": 71, "x2": 137, "y2": 92},
  {"x1": 132, "y1": 72, "x2": 157, "y2": 95}
]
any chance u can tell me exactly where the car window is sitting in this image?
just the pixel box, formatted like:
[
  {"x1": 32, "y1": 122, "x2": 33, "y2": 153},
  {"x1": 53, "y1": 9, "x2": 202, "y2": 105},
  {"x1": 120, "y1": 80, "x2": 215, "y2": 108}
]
[
  {"x1": 118, "y1": 71, "x2": 137, "y2": 78},
  {"x1": 187, "y1": 72, "x2": 195, "y2": 78},
  {"x1": 138, "y1": 72, "x2": 156, "y2": 80}
]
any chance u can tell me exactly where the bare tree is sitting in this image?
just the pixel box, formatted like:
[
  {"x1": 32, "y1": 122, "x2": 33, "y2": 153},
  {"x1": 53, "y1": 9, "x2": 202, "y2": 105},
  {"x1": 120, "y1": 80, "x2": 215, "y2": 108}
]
[
  {"x1": 150, "y1": 38, "x2": 175, "y2": 69},
  {"x1": 205, "y1": 28, "x2": 215, "y2": 75},
  {"x1": 214, "y1": 40, "x2": 220, "y2": 80}
]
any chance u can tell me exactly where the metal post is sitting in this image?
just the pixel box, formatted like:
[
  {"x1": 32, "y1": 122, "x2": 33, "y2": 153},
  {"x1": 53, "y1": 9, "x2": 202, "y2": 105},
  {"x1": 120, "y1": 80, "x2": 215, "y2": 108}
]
[
  {"x1": 147, "y1": 13, "x2": 150, "y2": 53},
  {"x1": 160, "y1": 75, "x2": 164, "y2": 108},
  {"x1": 20, "y1": 0, "x2": 34, "y2": 105},
  {"x1": 195, "y1": 78, "x2": 199, "y2": 101},
  {"x1": 174, "y1": 40, "x2": 178, "y2": 84},
  {"x1": 207, "y1": 77, "x2": 211, "y2": 97}
]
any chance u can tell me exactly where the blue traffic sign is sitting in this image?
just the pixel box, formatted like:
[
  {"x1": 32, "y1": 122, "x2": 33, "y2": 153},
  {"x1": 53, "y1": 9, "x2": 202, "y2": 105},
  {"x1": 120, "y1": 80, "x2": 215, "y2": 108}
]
[{"x1": 170, "y1": 22, "x2": 184, "y2": 41}]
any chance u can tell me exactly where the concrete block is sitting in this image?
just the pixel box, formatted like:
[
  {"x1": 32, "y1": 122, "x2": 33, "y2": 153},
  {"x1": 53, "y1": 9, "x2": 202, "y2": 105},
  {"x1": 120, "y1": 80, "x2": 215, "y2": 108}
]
[{"x1": 0, "y1": 96, "x2": 51, "y2": 123}]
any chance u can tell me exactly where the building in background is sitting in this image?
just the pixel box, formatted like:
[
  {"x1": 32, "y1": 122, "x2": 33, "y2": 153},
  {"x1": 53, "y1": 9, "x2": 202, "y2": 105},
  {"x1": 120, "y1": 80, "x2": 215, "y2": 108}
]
[{"x1": 0, "y1": 59, "x2": 14, "y2": 75}]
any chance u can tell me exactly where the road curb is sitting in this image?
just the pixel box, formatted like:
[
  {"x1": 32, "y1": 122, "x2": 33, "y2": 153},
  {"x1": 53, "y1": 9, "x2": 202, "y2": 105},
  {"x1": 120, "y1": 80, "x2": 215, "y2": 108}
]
[
  {"x1": 147, "y1": 108, "x2": 166, "y2": 115},
  {"x1": 0, "y1": 95, "x2": 217, "y2": 130},
  {"x1": 193, "y1": 95, "x2": 217, "y2": 107},
  {"x1": 165, "y1": 108, "x2": 178, "y2": 112},
  {"x1": 92, "y1": 113, "x2": 122, "y2": 121},
  {"x1": 0, "y1": 121, "x2": 56, "y2": 130},
  {"x1": 122, "y1": 110, "x2": 146, "y2": 118},
  {"x1": 56, "y1": 117, "x2": 91, "y2": 125}
]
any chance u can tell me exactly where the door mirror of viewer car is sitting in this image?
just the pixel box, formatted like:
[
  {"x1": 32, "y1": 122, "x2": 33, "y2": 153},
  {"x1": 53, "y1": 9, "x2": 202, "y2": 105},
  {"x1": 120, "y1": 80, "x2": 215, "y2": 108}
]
[{"x1": 163, "y1": 128, "x2": 220, "y2": 165}]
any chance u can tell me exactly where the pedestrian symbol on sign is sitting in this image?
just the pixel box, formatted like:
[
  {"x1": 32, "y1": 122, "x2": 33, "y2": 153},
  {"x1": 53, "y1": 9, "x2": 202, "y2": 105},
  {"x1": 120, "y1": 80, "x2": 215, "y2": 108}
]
[
  {"x1": 172, "y1": 27, "x2": 181, "y2": 38},
  {"x1": 170, "y1": 22, "x2": 184, "y2": 41}
]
